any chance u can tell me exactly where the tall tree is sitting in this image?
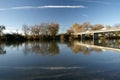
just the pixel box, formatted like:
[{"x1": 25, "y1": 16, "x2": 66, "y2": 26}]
[
  {"x1": 71, "y1": 23, "x2": 80, "y2": 33},
  {"x1": 22, "y1": 24, "x2": 30, "y2": 37},
  {"x1": 48, "y1": 23, "x2": 59, "y2": 37},
  {"x1": 39, "y1": 23, "x2": 49, "y2": 35},
  {"x1": 81, "y1": 22, "x2": 90, "y2": 31},
  {"x1": 31, "y1": 24, "x2": 40, "y2": 38}
]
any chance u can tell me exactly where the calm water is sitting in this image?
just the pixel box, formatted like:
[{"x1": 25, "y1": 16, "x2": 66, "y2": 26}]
[{"x1": 0, "y1": 40, "x2": 120, "y2": 80}]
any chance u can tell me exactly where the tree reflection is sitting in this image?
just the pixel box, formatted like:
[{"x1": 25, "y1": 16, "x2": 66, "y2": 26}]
[
  {"x1": 23, "y1": 41, "x2": 59, "y2": 56},
  {"x1": 0, "y1": 43, "x2": 6, "y2": 55},
  {"x1": 48, "y1": 41, "x2": 59, "y2": 56},
  {"x1": 71, "y1": 44, "x2": 92, "y2": 55},
  {"x1": 95, "y1": 39, "x2": 120, "y2": 49},
  {"x1": 68, "y1": 39, "x2": 120, "y2": 55},
  {"x1": 67, "y1": 41, "x2": 102, "y2": 55},
  {"x1": 23, "y1": 39, "x2": 120, "y2": 56}
]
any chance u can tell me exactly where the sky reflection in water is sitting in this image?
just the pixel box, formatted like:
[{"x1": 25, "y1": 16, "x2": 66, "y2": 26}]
[{"x1": 0, "y1": 40, "x2": 120, "y2": 80}]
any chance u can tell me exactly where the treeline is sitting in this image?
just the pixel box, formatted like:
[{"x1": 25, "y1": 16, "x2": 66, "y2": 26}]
[
  {"x1": 22, "y1": 22, "x2": 59, "y2": 40},
  {"x1": 0, "y1": 22, "x2": 59, "y2": 41},
  {"x1": 65, "y1": 22, "x2": 120, "y2": 39},
  {"x1": 66, "y1": 22, "x2": 104, "y2": 35},
  {"x1": 0, "y1": 22, "x2": 120, "y2": 42},
  {"x1": 66, "y1": 22, "x2": 120, "y2": 34}
]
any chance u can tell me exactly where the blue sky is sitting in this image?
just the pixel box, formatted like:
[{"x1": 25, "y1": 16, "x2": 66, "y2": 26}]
[{"x1": 0, "y1": 0, "x2": 120, "y2": 33}]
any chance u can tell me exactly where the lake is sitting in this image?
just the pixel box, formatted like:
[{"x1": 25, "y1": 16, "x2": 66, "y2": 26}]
[{"x1": 0, "y1": 39, "x2": 120, "y2": 80}]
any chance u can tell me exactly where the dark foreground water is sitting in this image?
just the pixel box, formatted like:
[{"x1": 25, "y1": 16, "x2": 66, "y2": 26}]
[{"x1": 0, "y1": 40, "x2": 120, "y2": 80}]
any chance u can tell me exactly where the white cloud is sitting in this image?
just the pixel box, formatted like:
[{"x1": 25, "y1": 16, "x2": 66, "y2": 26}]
[
  {"x1": 76, "y1": 0, "x2": 110, "y2": 5},
  {"x1": 0, "y1": 5, "x2": 87, "y2": 11},
  {"x1": 37, "y1": 5, "x2": 86, "y2": 8},
  {"x1": 11, "y1": 6, "x2": 35, "y2": 10}
]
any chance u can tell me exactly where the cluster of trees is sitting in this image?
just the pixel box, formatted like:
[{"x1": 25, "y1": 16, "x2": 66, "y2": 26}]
[
  {"x1": 0, "y1": 22, "x2": 59, "y2": 41},
  {"x1": 1, "y1": 22, "x2": 120, "y2": 41},
  {"x1": 0, "y1": 25, "x2": 25, "y2": 41},
  {"x1": 22, "y1": 22, "x2": 59, "y2": 39},
  {"x1": 66, "y1": 22, "x2": 104, "y2": 34},
  {"x1": 66, "y1": 22, "x2": 120, "y2": 35}
]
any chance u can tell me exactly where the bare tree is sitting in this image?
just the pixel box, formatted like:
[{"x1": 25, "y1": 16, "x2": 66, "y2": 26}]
[
  {"x1": 71, "y1": 23, "x2": 80, "y2": 33},
  {"x1": 0, "y1": 25, "x2": 5, "y2": 37},
  {"x1": 91, "y1": 24, "x2": 104, "y2": 30},
  {"x1": 22, "y1": 24, "x2": 30, "y2": 37},
  {"x1": 81, "y1": 22, "x2": 90, "y2": 31},
  {"x1": 31, "y1": 24, "x2": 40, "y2": 38},
  {"x1": 48, "y1": 23, "x2": 59, "y2": 37},
  {"x1": 39, "y1": 23, "x2": 49, "y2": 35},
  {"x1": 70, "y1": 22, "x2": 90, "y2": 34}
]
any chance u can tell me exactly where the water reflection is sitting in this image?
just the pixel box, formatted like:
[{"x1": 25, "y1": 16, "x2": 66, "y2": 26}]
[
  {"x1": 0, "y1": 43, "x2": 6, "y2": 55},
  {"x1": 1, "y1": 39, "x2": 120, "y2": 56},
  {"x1": 81, "y1": 39, "x2": 120, "y2": 49},
  {"x1": 5, "y1": 41, "x2": 23, "y2": 48},
  {"x1": 97, "y1": 39, "x2": 120, "y2": 48},
  {"x1": 71, "y1": 39, "x2": 120, "y2": 54},
  {"x1": 23, "y1": 41, "x2": 59, "y2": 56},
  {"x1": 67, "y1": 40, "x2": 102, "y2": 55},
  {"x1": 0, "y1": 40, "x2": 120, "y2": 80}
]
